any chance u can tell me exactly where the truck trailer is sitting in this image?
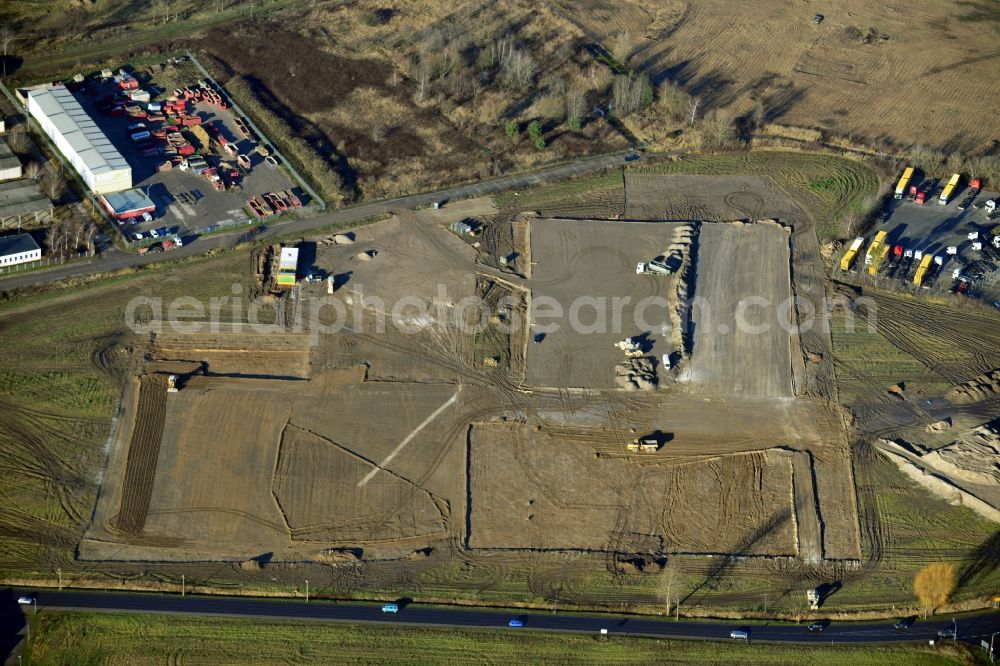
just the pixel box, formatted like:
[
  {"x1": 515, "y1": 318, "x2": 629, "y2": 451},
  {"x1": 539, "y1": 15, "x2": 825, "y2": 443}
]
[
  {"x1": 939, "y1": 173, "x2": 960, "y2": 205},
  {"x1": 840, "y1": 236, "x2": 864, "y2": 271},
  {"x1": 913, "y1": 254, "x2": 934, "y2": 286},
  {"x1": 895, "y1": 166, "x2": 915, "y2": 199}
]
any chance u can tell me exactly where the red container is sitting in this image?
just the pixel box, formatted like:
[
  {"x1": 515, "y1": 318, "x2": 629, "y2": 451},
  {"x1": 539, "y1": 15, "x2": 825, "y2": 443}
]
[
  {"x1": 177, "y1": 143, "x2": 195, "y2": 155},
  {"x1": 181, "y1": 116, "x2": 203, "y2": 126}
]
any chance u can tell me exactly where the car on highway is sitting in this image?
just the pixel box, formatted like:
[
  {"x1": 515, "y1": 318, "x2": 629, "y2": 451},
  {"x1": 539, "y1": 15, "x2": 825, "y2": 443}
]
[
  {"x1": 937, "y1": 626, "x2": 957, "y2": 640},
  {"x1": 892, "y1": 618, "x2": 912, "y2": 632},
  {"x1": 730, "y1": 629, "x2": 749, "y2": 640},
  {"x1": 17, "y1": 596, "x2": 33, "y2": 605},
  {"x1": 381, "y1": 603, "x2": 399, "y2": 614},
  {"x1": 807, "y1": 622, "x2": 826, "y2": 632},
  {"x1": 624, "y1": 153, "x2": 641, "y2": 162},
  {"x1": 508, "y1": 619, "x2": 524, "y2": 627}
]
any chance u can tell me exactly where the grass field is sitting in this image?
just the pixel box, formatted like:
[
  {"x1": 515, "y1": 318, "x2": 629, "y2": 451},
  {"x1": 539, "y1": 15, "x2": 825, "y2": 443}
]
[
  {"x1": 26, "y1": 612, "x2": 971, "y2": 666},
  {"x1": 499, "y1": 151, "x2": 878, "y2": 241},
  {"x1": 829, "y1": 313, "x2": 951, "y2": 404}
]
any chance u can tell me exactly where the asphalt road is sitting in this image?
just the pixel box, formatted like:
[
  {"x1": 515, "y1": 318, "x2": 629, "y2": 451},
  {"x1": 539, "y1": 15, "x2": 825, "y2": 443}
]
[
  {"x1": 0, "y1": 151, "x2": 636, "y2": 293},
  {"x1": 8, "y1": 588, "x2": 1000, "y2": 646}
]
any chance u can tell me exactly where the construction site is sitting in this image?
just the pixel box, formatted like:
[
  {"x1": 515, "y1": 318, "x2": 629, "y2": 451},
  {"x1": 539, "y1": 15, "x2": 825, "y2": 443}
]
[
  {"x1": 0, "y1": 157, "x2": 974, "y2": 615},
  {"x1": 78, "y1": 171, "x2": 864, "y2": 582}
]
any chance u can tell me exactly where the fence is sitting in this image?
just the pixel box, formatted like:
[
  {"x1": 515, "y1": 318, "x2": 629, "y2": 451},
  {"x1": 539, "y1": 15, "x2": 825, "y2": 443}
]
[{"x1": 185, "y1": 51, "x2": 326, "y2": 211}]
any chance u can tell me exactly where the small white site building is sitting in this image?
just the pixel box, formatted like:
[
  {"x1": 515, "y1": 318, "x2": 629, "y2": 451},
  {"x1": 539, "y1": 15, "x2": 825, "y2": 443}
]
[
  {"x1": 26, "y1": 85, "x2": 131, "y2": 194},
  {"x1": 0, "y1": 233, "x2": 41, "y2": 267}
]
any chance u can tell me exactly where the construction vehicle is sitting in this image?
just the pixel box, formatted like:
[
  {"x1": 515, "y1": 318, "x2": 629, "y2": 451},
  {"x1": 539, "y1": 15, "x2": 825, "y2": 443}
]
[
  {"x1": 939, "y1": 173, "x2": 961, "y2": 205},
  {"x1": 913, "y1": 254, "x2": 934, "y2": 286},
  {"x1": 840, "y1": 236, "x2": 864, "y2": 271},
  {"x1": 615, "y1": 337, "x2": 643, "y2": 358},
  {"x1": 166, "y1": 375, "x2": 179, "y2": 392},
  {"x1": 895, "y1": 166, "x2": 915, "y2": 199},
  {"x1": 626, "y1": 438, "x2": 661, "y2": 453},
  {"x1": 636, "y1": 252, "x2": 682, "y2": 275}
]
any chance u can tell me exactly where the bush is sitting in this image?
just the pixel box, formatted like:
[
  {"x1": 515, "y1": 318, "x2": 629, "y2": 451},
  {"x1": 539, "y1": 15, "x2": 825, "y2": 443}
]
[
  {"x1": 505, "y1": 121, "x2": 519, "y2": 138},
  {"x1": 527, "y1": 120, "x2": 542, "y2": 139},
  {"x1": 534, "y1": 137, "x2": 546, "y2": 151}
]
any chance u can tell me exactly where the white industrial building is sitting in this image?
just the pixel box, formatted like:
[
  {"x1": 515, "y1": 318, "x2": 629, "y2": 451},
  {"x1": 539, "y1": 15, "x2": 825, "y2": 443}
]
[
  {"x1": 0, "y1": 233, "x2": 41, "y2": 267},
  {"x1": 26, "y1": 85, "x2": 131, "y2": 194}
]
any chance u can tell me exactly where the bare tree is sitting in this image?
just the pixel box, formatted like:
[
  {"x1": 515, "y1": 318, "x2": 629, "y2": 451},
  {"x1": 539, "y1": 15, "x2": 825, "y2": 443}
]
[
  {"x1": 415, "y1": 56, "x2": 433, "y2": 103},
  {"x1": 610, "y1": 30, "x2": 634, "y2": 65},
  {"x1": 0, "y1": 26, "x2": 13, "y2": 57},
  {"x1": 25, "y1": 160, "x2": 43, "y2": 181},
  {"x1": 658, "y1": 81, "x2": 691, "y2": 123},
  {"x1": 42, "y1": 165, "x2": 66, "y2": 203},
  {"x1": 44, "y1": 224, "x2": 59, "y2": 257},
  {"x1": 751, "y1": 98, "x2": 766, "y2": 133},
  {"x1": 7, "y1": 125, "x2": 29, "y2": 154},
  {"x1": 611, "y1": 72, "x2": 649, "y2": 116},
  {"x1": 82, "y1": 222, "x2": 97, "y2": 256},
  {"x1": 685, "y1": 95, "x2": 702, "y2": 126},
  {"x1": 501, "y1": 49, "x2": 537, "y2": 90},
  {"x1": 659, "y1": 562, "x2": 680, "y2": 615},
  {"x1": 565, "y1": 86, "x2": 587, "y2": 127},
  {"x1": 701, "y1": 108, "x2": 736, "y2": 148}
]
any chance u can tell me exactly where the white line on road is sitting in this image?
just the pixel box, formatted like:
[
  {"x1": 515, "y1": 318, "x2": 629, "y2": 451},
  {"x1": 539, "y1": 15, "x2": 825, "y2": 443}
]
[{"x1": 357, "y1": 387, "x2": 461, "y2": 487}]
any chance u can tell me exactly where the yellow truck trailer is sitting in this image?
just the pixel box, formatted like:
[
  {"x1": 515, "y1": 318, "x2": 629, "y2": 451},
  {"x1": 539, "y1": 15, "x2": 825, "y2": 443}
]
[
  {"x1": 913, "y1": 254, "x2": 934, "y2": 286},
  {"x1": 840, "y1": 236, "x2": 865, "y2": 271},
  {"x1": 939, "y1": 173, "x2": 960, "y2": 205},
  {"x1": 864, "y1": 231, "x2": 889, "y2": 276},
  {"x1": 868, "y1": 242, "x2": 890, "y2": 276},
  {"x1": 895, "y1": 166, "x2": 915, "y2": 199}
]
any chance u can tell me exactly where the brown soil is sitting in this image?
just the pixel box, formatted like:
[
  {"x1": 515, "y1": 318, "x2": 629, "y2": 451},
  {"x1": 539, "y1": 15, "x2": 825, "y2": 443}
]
[{"x1": 114, "y1": 375, "x2": 167, "y2": 535}]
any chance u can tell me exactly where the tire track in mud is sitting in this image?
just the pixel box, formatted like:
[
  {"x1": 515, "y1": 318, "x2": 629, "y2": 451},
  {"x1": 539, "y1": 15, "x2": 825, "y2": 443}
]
[{"x1": 115, "y1": 376, "x2": 167, "y2": 535}]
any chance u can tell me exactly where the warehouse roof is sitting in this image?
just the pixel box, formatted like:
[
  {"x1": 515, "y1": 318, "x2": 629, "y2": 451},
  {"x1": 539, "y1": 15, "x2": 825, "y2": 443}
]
[
  {"x1": 101, "y1": 188, "x2": 155, "y2": 215},
  {"x1": 0, "y1": 233, "x2": 41, "y2": 257},
  {"x1": 0, "y1": 140, "x2": 21, "y2": 178},
  {"x1": 27, "y1": 85, "x2": 129, "y2": 176},
  {"x1": 0, "y1": 179, "x2": 51, "y2": 219}
]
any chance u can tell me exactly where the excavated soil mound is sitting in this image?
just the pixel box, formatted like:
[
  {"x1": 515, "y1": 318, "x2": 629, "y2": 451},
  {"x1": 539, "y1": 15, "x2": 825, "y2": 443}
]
[{"x1": 947, "y1": 370, "x2": 1000, "y2": 404}]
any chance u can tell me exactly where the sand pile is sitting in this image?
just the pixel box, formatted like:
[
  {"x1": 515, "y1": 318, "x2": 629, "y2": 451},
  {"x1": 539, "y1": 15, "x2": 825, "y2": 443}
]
[{"x1": 947, "y1": 369, "x2": 1000, "y2": 404}]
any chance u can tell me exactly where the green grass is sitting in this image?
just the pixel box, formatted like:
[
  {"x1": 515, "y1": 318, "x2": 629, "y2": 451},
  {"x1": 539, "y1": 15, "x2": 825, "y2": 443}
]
[
  {"x1": 829, "y1": 313, "x2": 950, "y2": 403},
  {"x1": 27, "y1": 612, "x2": 969, "y2": 666},
  {"x1": 636, "y1": 151, "x2": 879, "y2": 241}
]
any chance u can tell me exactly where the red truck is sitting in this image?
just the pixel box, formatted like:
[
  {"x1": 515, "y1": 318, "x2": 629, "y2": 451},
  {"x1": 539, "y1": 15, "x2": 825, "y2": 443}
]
[{"x1": 181, "y1": 116, "x2": 203, "y2": 126}]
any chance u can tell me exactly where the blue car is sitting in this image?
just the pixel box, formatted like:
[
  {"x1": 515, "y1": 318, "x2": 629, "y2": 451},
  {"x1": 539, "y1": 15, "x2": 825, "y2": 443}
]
[
  {"x1": 381, "y1": 603, "x2": 399, "y2": 614},
  {"x1": 508, "y1": 619, "x2": 523, "y2": 628}
]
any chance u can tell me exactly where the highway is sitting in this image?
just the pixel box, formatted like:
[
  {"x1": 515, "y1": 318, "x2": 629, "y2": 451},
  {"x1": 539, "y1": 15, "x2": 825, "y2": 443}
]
[
  {"x1": 9, "y1": 588, "x2": 1000, "y2": 646},
  {"x1": 0, "y1": 151, "x2": 637, "y2": 293}
]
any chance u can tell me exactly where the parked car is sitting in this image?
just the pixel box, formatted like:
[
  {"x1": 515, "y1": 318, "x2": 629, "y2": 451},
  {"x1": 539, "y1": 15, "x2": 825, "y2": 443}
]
[
  {"x1": 149, "y1": 229, "x2": 159, "y2": 238},
  {"x1": 141, "y1": 211, "x2": 153, "y2": 223}
]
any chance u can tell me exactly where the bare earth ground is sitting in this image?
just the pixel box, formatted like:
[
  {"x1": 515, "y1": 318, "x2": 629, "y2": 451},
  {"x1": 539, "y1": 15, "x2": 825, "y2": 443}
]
[
  {"x1": 625, "y1": 175, "x2": 799, "y2": 222},
  {"x1": 560, "y1": 0, "x2": 1000, "y2": 152},
  {"x1": 525, "y1": 218, "x2": 684, "y2": 389},
  {"x1": 682, "y1": 222, "x2": 794, "y2": 399},
  {"x1": 469, "y1": 423, "x2": 798, "y2": 557},
  {"x1": 78, "y1": 176, "x2": 863, "y2": 601}
]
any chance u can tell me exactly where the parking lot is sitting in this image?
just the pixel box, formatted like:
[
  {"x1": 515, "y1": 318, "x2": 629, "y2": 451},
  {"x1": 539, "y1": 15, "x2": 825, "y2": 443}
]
[
  {"x1": 859, "y1": 177, "x2": 1000, "y2": 304},
  {"x1": 73, "y1": 68, "x2": 304, "y2": 243}
]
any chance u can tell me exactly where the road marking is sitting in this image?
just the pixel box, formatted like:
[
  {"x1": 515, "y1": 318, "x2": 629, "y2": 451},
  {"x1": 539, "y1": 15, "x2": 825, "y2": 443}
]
[{"x1": 357, "y1": 387, "x2": 461, "y2": 487}]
